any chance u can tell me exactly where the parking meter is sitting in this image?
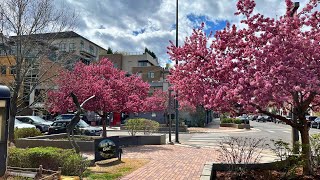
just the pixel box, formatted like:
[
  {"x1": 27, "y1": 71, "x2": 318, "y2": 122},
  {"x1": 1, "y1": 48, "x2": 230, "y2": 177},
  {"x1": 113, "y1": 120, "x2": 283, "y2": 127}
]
[{"x1": 0, "y1": 85, "x2": 10, "y2": 177}]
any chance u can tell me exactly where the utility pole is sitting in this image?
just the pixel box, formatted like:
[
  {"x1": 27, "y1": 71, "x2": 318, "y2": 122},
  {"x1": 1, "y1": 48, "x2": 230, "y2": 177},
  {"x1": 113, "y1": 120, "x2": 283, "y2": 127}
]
[
  {"x1": 290, "y1": 2, "x2": 300, "y2": 153},
  {"x1": 175, "y1": 0, "x2": 179, "y2": 143}
]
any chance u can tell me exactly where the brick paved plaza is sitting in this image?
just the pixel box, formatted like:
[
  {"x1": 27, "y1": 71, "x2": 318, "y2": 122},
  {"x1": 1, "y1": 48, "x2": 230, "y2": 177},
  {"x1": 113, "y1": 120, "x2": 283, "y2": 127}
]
[{"x1": 120, "y1": 145, "x2": 219, "y2": 180}]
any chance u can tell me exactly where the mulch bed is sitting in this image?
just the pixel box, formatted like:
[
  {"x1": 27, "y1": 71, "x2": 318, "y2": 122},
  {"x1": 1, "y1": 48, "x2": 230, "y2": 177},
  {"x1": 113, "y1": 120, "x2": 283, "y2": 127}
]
[{"x1": 217, "y1": 168, "x2": 320, "y2": 180}]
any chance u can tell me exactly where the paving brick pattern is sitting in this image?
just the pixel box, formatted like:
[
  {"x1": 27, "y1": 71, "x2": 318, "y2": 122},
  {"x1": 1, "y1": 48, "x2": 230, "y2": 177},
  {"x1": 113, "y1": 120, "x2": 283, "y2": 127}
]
[{"x1": 121, "y1": 145, "x2": 219, "y2": 180}]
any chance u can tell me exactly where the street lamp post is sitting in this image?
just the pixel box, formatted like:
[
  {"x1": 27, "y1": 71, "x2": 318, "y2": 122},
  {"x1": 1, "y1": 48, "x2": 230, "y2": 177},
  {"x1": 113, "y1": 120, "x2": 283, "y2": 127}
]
[
  {"x1": 168, "y1": 90, "x2": 173, "y2": 144},
  {"x1": 290, "y1": 2, "x2": 300, "y2": 153},
  {"x1": 175, "y1": 0, "x2": 179, "y2": 143}
]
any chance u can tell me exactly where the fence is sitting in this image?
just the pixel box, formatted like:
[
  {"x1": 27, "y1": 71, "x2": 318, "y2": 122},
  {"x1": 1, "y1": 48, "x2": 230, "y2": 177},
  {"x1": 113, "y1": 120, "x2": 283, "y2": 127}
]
[{"x1": 7, "y1": 165, "x2": 61, "y2": 180}]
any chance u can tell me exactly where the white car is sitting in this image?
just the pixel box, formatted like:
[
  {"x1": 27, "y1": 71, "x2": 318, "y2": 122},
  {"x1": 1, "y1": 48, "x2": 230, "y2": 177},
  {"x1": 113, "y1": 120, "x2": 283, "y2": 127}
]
[{"x1": 15, "y1": 119, "x2": 36, "y2": 129}]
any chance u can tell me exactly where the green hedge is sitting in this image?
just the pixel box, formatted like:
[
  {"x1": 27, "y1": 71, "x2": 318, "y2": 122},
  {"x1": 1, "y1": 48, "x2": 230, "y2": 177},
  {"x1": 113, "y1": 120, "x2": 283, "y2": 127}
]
[
  {"x1": 125, "y1": 118, "x2": 160, "y2": 136},
  {"x1": 14, "y1": 128, "x2": 42, "y2": 140},
  {"x1": 8, "y1": 147, "x2": 88, "y2": 176},
  {"x1": 221, "y1": 118, "x2": 242, "y2": 124}
]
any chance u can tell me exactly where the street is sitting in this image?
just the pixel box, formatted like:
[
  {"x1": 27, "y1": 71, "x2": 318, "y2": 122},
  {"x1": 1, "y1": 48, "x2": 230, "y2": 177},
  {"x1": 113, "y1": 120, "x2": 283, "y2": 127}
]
[
  {"x1": 104, "y1": 119, "x2": 320, "y2": 149},
  {"x1": 177, "y1": 120, "x2": 320, "y2": 148}
]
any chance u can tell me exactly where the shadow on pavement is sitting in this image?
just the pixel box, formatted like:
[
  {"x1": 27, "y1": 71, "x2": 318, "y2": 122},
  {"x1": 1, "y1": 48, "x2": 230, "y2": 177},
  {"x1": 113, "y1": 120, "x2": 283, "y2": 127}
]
[{"x1": 123, "y1": 145, "x2": 173, "y2": 153}]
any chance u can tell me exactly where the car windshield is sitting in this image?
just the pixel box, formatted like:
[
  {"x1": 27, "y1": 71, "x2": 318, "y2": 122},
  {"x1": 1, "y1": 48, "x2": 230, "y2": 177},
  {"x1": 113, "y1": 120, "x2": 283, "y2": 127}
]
[
  {"x1": 77, "y1": 120, "x2": 90, "y2": 128},
  {"x1": 30, "y1": 116, "x2": 47, "y2": 123},
  {"x1": 57, "y1": 114, "x2": 74, "y2": 120},
  {"x1": 15, "y1": 119, "x2": 22, "y2": 124}
]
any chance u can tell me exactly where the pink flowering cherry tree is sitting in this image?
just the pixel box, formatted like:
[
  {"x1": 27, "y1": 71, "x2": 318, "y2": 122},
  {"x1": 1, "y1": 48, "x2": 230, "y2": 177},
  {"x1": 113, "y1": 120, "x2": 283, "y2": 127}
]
[
  {"x1": 47, "y1": 58, "x2": 157, "y2": 137},
  {"x1": 168, "y1": 0, "x2": 320, "y2": 174}
]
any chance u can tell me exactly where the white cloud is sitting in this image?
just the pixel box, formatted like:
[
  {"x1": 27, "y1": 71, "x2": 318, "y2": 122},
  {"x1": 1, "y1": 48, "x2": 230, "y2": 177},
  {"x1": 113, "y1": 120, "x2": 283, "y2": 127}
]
[{"x1": 61, "y1": 0, "x2": 317, "y2": 66}]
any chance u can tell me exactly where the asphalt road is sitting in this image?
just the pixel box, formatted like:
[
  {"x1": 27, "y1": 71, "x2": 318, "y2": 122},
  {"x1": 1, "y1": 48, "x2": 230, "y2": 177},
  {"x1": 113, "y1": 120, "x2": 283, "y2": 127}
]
[{"x1": 178, "y1": 120, "x2": 320, "y2": 148}]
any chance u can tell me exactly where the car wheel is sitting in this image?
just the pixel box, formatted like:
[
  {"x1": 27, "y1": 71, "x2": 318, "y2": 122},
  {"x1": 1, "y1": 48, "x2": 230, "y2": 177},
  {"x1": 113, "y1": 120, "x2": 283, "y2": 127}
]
[
  {"x1": 36, "y1": 127, "x2": 42, "y2": 132},
  {"x1": 318, "y1": 124, "x2": 320, "y2": 129}
]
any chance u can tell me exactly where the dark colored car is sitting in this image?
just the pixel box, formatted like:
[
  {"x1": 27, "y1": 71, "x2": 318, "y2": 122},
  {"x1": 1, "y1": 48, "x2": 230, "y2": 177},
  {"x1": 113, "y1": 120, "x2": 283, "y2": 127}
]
[
  {"x1": 53, "y1": 114, "x2": 89, "y2": 123},
  {"x1": 54, "y1": 114, "x2": 76, "y2": 121},
  {"x1": 257, "y1": 116, "x2": 267, "y2": 122},
  {"x1": 16, "y1": 116, "x2": 52, "y2": 132},
  {"x1": 311, "y1": 117, "x2": 320, "y2": 129},
  {"x1": 48, "y1": 119, "x2": 102, "y2": 136},
  {"x1": 251, "y1": 115, "x2": 258, "y2": 121},
  {"x1": 306, "y1": 116, "x2": 317, "y2": 123},
  {"x1": 237, "y1": 115, "x2": 250, "y2": 124}
]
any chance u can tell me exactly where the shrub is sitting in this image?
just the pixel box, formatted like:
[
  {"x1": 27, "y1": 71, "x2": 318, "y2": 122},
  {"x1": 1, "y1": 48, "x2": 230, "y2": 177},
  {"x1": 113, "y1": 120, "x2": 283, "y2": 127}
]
[
  {"x1": 143, "y1": 119, "x2": 160, "y2": 135},
  {"x1": 269, "y1": 139, "x2": 302, "y2": 179},
  {"x1": 125, "y1": 118, "x2": 144, "y2": 136},
  {"x1": 310, "y1": 134, "x2": 320, "y2": 169},
  {"x1": 221, "y1": 118, "x2": 233, "y2": 123},
  {"x1": 8, "y1": 147, "x2": 88, "y2": 176},
  {"x1": 125, "y1": 118, "x2": 160, "y2": 136},
  {"x1": 221, "y1": 118, "x2": 242, "y2": 124},
  {"x1": 217, "y1": 137, "x2": 266, "y2": 177},
  {"x1": 14, "y1": 128, "x2": 42, "y2": 140},
  {"x1": 233, "y1": 119, "x2": 242, "y2": 124}
]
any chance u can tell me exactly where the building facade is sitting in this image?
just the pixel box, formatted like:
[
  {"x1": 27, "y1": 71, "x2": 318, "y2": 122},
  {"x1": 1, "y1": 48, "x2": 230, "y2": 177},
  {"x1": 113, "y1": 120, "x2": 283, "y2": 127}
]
[
  {"x1": 0, "y1": 31, "x2": 107, "y2": 116},
  {"x1": 100, "y1": 52, "x2": 169, "y2": 92}
]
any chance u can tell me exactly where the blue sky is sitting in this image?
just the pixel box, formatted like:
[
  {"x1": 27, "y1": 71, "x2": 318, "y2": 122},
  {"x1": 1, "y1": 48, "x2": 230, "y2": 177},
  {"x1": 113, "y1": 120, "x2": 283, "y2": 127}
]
[
  {"x1": 64, "y1": 0, "x2": 314, "y2": 66},
  {"x1": 186, "y1": 14, "x2": 228, "y2": 35}
]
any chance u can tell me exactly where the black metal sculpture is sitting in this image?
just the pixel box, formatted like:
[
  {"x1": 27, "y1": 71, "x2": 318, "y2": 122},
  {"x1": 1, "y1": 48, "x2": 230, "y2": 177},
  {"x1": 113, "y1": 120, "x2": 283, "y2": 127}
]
[{"x1": 67, "y1": 92, "x2": 95, "y2": 153}]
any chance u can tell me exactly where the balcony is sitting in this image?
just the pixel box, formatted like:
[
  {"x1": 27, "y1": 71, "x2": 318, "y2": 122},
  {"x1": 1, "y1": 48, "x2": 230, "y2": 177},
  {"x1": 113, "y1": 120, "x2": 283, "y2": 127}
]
[{"x1": 80, "y1": 48, "x2": 96, "y2": 58}]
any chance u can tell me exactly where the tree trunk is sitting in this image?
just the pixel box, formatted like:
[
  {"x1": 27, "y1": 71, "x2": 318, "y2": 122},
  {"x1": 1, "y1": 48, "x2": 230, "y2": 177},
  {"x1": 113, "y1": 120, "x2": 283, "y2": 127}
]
[
  {"x1": 102, "y1": 112, "x2": 107, "y2": 138},
  {"x1": 300, "y1": 126, "x2": 312, "y2": 175}
]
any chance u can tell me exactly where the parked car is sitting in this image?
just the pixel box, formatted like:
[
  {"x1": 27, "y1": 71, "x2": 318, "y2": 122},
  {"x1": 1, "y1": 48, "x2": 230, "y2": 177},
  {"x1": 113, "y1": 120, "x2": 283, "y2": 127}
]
[
  {"x1": 16, "y1": 116, "x2": 52, "y2": 132},
  {"x1": 48, "y1": 119, "x2": 102, "y2": 136},
  {"x1": 257, "y1": 115, "x2": 267, "y2": 122},
  {"x1": 250, "y1": 115, "x2": 258, "y2": 121},
  {"x1": 14, "y1": 119, "x2": 36, "y2": 129},
  {"x1": 53, "y1": 114, "x2": 88, "y2": 122},
  {"x1": 54, "y1": 114, "x2": 76, "y2": 121},
  {"x1": 236, "y1": 115, "x2": 250, "y2": 124},
  {"x1": 311, "y1": 117, "x2": 320, "y2": 129}
]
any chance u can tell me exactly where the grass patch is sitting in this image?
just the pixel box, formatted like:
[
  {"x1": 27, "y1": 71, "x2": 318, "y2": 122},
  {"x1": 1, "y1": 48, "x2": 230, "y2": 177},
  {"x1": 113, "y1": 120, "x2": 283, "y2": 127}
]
[
  {"x1": 85, "y1": 158, "x2": 149, "y2": 180},
  {"x1": 86, "y1": 173, "x2": 122, "y2": 180}
]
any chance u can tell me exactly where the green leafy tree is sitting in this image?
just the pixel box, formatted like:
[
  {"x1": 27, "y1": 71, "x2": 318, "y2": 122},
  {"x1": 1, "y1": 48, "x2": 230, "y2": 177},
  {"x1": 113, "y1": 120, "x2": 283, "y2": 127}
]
[{"x1": 107, "y1": 47, "x2": 113, "y2": 54}]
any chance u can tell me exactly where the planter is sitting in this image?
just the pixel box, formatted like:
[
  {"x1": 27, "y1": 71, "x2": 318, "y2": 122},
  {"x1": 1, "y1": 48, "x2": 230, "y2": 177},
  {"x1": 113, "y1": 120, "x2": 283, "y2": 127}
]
[
  {"x1": 201, "y1": 160, "x2": 288, "y2": 180},
  {"x1": 219, "y1": 123, "x2": 234, "y2": 127},
  {"x1": 220, "y1": 123, "x2": 250, "y2": 129},
  {"x1": 15, "y1": 133, "x2": 166, "y2": 152},
  {"x1": 233, "y1": 124, "x2": 250, "y2": 129},
  {"x1": 121, "y1": 124, "x2": 188, "y2": 132}
]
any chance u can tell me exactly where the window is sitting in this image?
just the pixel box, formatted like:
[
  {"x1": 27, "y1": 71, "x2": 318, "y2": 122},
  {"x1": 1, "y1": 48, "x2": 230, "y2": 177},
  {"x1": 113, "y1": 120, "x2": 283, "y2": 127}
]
[
  {"x1": 60, "y1": 43, "x2": 66, "y2": 51},
  {"x1": 138, "y1": 61, "x2": 148, "y2": 67},
  {"x1": 69, "y1": 43, "x2": 76, "y2": 51},
  {"x1": 148, "y1": 72, "x2": 154, "y2": 79},
  {"x1": 137, "y1": 72, "x2": 142, "y2": 77},
  {"x1": 80, "y1": 41, "x2": 84, "y2": 50},
  {"x1": 89, "y1": 45, "x2": 94, "y2": 54},
  {"x1": 10, "y1": 66, "x2": 16, "y2": 75},
  {"x1": 152, "y1": 112, "x2": 156, "y2": 117},
  {"x1": 1, "y1": 66, "x2": 6, "y2": 75}
]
